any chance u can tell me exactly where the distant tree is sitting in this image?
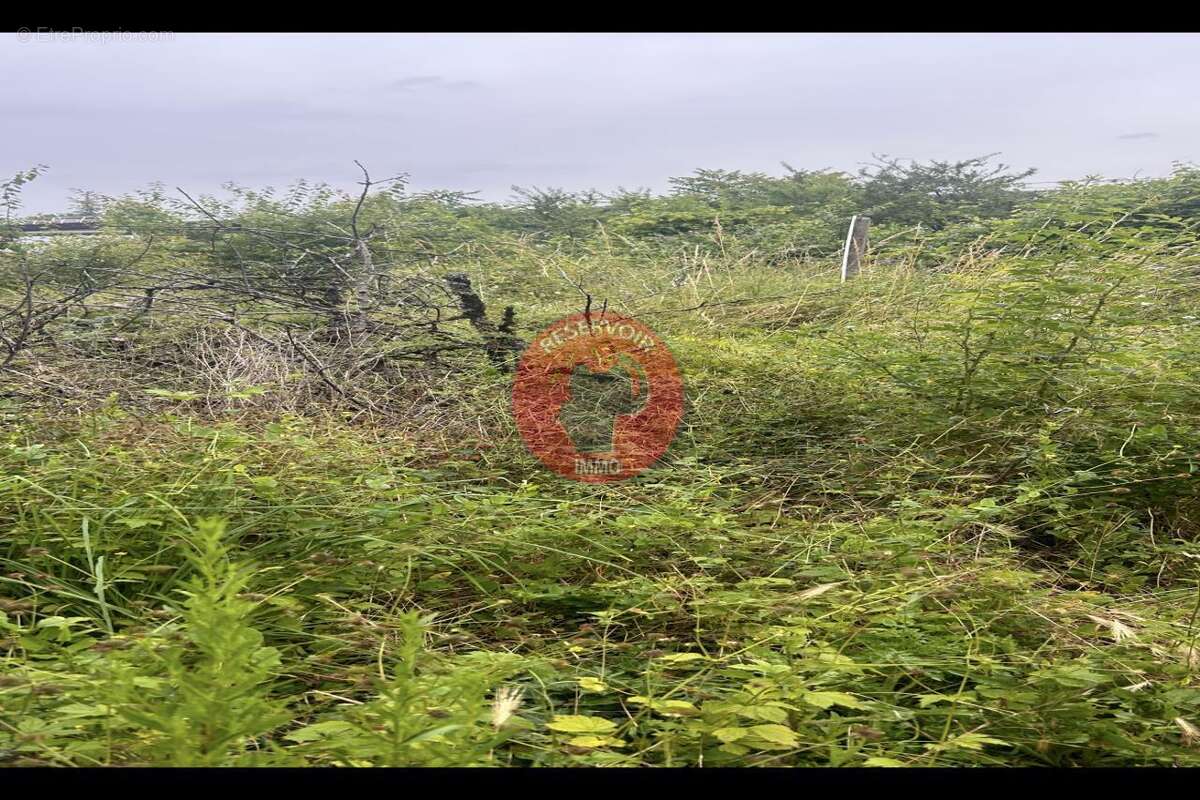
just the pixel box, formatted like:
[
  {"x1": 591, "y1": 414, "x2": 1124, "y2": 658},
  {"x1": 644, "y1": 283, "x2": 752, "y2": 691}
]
[
  {"x1": 406, "y1": 188, "x2": 481, "y2": 210},
  {"x1": 508, "y1": 186, "x2": 605, "y2": 240},
  {"x1": 858, "y1": 154, "x2": 1037, "y2": 229},
  {"x1": 602, "y1": 187, "x2": 654, "y2": 215},
  {"x1": 668, "y1": 166, "x2": 860, "y2": 218},
  {"x1": 668, "y1": 169, "x2": 772, "y2": 207},
  {"x1": 774, "y1": 165, "x2": 861, "y2": 218},
  {"x1": 1, "y1": 165, "x2": 48, "y2": 226},
  {"x1": 1159, "y1": 162, "x2": 1200, "y2": 220},
  {"x1": 67, "y1": 189, "x2": 107, "y2": 219}
]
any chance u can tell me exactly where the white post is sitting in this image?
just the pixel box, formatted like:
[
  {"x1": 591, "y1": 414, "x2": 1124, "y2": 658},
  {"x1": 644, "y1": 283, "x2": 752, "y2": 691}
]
[{"x1": 840, "y1": 215, "x2": 871, "y2": 282}]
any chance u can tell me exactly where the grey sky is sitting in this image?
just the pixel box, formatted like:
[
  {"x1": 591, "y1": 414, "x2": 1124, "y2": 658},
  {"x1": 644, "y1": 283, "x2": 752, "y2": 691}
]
[{"x1": 4, "y1": 32, "x2": 1198, "y2": 214}]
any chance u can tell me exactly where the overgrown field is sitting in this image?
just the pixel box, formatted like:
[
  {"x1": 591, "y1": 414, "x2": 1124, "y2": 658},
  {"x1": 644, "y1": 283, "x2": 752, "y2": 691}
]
[{"x1": 3, "y1": 162, "x2": 1200, "y2": 766}]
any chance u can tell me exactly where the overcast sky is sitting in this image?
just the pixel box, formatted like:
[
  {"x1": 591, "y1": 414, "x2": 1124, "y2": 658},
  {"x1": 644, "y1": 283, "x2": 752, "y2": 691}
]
[{"x1": 4, "y1": 32, "x2": 1198, "y2": 213}]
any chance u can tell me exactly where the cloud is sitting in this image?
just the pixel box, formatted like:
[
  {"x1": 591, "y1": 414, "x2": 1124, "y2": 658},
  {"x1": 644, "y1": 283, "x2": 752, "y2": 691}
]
[
  {"x1": 386, "y1": 75, "x2": 480, "y2": 92},
  {"x1": 5, "y1": 33, "x2": 1196, "y2": 213}
]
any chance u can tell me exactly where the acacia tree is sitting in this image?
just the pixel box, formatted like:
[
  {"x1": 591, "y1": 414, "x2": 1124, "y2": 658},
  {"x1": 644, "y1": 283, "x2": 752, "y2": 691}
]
[
  {"x1": 858, "y1": 154, "x2": 1037, "y2": 229},
  {"x1": 506, "y1": 186, "x2": 605, "y2": 241}
]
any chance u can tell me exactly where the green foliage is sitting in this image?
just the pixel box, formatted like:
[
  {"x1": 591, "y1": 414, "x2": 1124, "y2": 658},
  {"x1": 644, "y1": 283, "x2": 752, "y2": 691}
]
[
  {"x1": 99, "y1": 518, "x2": 290, "y2": 765},
  {"x1": 858, "y1": 153, "x2": 1036, "y2": 229},
  {"x1": 3, "y1": 159, "x2": 1200, "y2": 767},
  {"x1": 1, "y1": 165, "x2": 49, "y2": 227},
  {"x1": 286, "y1": 613, "x2": 527, "y2": 766}
]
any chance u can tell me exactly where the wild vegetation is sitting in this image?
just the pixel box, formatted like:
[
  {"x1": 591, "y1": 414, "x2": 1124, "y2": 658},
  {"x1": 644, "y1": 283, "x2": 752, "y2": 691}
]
[{"x1": 2, "y1": 156, "x2": 1200, "y2": 767}]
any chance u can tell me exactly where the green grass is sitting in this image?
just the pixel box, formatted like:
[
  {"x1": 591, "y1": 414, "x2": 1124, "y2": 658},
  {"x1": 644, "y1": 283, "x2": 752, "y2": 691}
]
[{"x1": 3, "y1": 241, "x2": 1200, "y2": 766}]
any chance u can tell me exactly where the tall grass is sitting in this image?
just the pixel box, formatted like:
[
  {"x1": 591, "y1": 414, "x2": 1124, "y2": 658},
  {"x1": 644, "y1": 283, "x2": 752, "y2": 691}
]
[{"x1": 3, "y1": 211, "x2": 1200, "y2": 766}]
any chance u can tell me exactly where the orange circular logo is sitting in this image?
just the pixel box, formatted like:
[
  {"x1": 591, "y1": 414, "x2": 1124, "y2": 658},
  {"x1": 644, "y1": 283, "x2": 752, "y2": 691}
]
[{"x1": 512, "y1": 311, "x2": 684, "y2": 483}]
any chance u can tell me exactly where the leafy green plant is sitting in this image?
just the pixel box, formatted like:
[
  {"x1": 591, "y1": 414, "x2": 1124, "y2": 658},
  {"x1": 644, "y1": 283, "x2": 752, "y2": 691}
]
[
  {"x1": 103, "y1": 518, "x2": 289, "y2": 766},
  {"x1": 285, "y1": 613, "x2": 527, "y2": 766}
]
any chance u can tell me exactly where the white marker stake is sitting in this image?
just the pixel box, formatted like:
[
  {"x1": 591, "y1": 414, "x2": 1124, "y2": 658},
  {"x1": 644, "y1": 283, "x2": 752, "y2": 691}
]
[{"x1": 840, "y1": 215, "x2": 871, "y2": 282}]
